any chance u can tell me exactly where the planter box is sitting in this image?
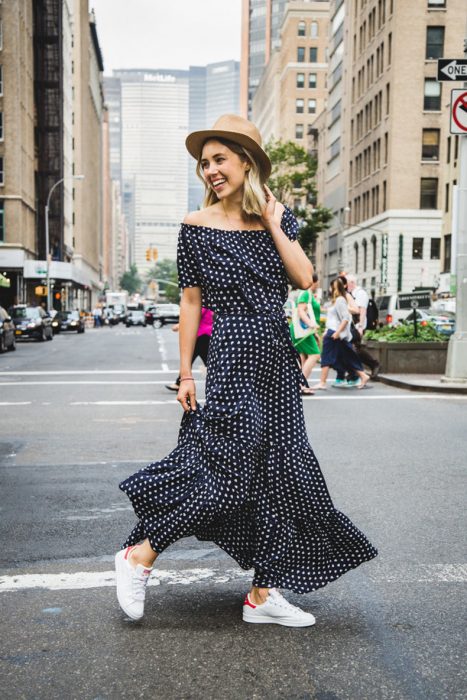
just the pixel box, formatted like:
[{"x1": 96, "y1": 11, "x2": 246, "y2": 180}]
[{"x1": 364, "y1": 341, "x2": 448, "y2": 374}]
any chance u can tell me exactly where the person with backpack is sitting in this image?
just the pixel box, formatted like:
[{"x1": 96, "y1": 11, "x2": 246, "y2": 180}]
[
  {"x1": 346, "y1": 275, "x2": 380, "y2": 381},
  {"x1": 289, "y1": 273, "x2": 321, "y2": 396}
]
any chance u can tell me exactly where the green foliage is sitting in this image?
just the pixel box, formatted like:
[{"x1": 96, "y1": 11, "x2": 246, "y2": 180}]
[
  {"x1": 119, "y1": 264, "x2": 141, "y2": 295},
  {"x1": 146, "y1": 259, "x2": 180, "y2": 303},
  {"x1": 265, "y1": 139, "x2": 332, "y2": 255},
  {"x1": 365, "y1": 323, "x2": 448, "y2": 343}
]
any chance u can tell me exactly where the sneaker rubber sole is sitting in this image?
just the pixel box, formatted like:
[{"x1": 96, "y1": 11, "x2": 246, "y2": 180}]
[
  {"x1": 115, "y1": 550, "x2": 144, "y2": 621},
  {"x1": 243, "y1": 611, "x2": 316, "y2": 627}
]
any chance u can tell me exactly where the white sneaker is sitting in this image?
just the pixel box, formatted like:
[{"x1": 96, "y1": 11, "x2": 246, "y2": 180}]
[
  {"x1": 115, "y1": 545, "x2": 153, "y2": 620},
  {"x1": 243, "y1": 588, "x2": 316, "y2": 627}
]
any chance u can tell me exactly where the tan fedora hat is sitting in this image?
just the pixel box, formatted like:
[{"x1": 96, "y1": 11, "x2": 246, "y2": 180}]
[{"x1": 185, "y1": 114, "x2": 271, "y2": 181}]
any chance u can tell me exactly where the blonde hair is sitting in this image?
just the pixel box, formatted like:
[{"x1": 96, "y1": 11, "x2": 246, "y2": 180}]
[{"x1": 196, "y1": 138, "x2": 267, "y2": 218}]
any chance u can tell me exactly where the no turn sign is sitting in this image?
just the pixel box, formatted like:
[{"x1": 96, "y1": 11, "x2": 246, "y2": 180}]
[{"x1": 450, "y1": 89, "x2": 467, "y2": 134}]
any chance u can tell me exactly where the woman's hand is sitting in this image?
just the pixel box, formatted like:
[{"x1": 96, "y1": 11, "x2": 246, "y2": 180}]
[
  {"x1": 260, "y1": 185, "x2": 279, "y2": 230},
  {"x1": 331, "y1": 331, "x2": 340, "y2": 340},
  {"x1": 177, "y1": 378, "x2": 197, "y2": 412}
]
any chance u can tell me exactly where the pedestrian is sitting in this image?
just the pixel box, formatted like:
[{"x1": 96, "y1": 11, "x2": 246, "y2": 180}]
[
  {"x1": 314, "y1": 277, "x2": 370, "y2": 391},
  {"x1": 331, "y1": 274, "x2": 360, "y2": 387},
  {"x1": 116, "y1": 114, "x2": 377, "y2": 626},
  {"x1": 92, "y1": 305, "x2": 102, "y2": 328},
  {"x1": 165, "y1": 306, "x2": 213, "y2": 391},
  {"x1": 290, "y1": 274, "x2": 321, "y2": 396},
  {"x1": 346, "y1": 274, "x2": 380, "y2": 380}
]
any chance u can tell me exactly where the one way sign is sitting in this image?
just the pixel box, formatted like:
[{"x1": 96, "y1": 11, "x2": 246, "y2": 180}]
[{"x1": 438, "y1": 58, "x2": 467, "y2": 81}]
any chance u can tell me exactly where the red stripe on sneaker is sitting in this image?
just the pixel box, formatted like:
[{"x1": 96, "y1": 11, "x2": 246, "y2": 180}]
[
  {"x1": 124, "y1": 546, "x2": 136, "y2": 560},
  {"x1": 243, "y1": 594, "x2": 256, "y2": 609}
]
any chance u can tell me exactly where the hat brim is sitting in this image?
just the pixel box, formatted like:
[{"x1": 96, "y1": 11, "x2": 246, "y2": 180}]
[{"x1": 185, "y1": 129, "x2": 271, "y2": 181}]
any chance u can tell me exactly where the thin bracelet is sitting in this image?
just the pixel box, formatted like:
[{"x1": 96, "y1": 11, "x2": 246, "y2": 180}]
[{"x1": 179, "y1": 376, "x2": 194, "y2": 381}]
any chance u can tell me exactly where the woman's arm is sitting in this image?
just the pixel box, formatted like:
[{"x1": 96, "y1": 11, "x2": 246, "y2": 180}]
[
  {"x1": 331, "y1": 318, "x2": 348, "y2": 340},
  {"x1": 178, "y1": 286, "x2": 202, "y2": 411},
  {"x1": 262, "y1": 186, "x2": 314, "y2": 289},
  {"x1": 298, "y1": 303, "x2": 315, "y2": 327}
]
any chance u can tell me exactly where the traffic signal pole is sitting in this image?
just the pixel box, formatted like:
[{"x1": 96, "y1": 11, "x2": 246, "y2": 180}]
[{"x1": 444, "y1": 20, "x2": 467, "y2": 382}]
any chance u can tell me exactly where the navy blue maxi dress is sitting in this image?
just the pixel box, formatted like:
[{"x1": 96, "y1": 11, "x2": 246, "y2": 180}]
[{"x1": 120, "y1": 207, "x2": 377, "y2": 593}]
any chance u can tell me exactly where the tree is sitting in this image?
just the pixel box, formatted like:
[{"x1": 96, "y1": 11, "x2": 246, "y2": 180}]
[
  {"x1": 146, "y1": 259, "x2": 180, "y2": 303},
  {"x1": 119, "y1": 264, "x2": 141, "y2": 295},
  {"x1": 265, "y1": 139, "x2": 332, "y2": 257}
]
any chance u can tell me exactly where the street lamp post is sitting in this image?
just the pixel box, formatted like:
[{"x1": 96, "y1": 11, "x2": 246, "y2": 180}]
[{"x1": 44, "y1": 174, "x2": 85, "y2": 312}]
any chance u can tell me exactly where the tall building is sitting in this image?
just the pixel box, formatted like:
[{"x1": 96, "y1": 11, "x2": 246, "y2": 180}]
[
  {"x1": 188, "y1": 60, "x2": 240, "y2": 212},
  {"x1": 316, "y1": 0, "x2": 466, "y2": 297},
  {"x1": 252, "y1": 1, "x2": 330, "y2": 145},
  {"x1": 115, "y1": 69, "x2": 190, "y2": 272},
  {"x1": 104, "y1": 76, "x2": 122, "y2": 184},
  {"x1": 0, "y1": 0, "x2": 35, "y2": 307}
]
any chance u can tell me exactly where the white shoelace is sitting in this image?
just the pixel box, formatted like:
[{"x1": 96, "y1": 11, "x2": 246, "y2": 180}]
[
  {"x1": 268, "y1": 589, "x2": 302, "y2": 615},
  {"x1": 132, "y1": 570, "x2": 151, "y2": 601}
]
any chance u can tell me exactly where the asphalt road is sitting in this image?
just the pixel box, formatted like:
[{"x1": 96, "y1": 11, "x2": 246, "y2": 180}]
[{"x1": 0, "y1": 324, "x2": 466, "y2": 700}]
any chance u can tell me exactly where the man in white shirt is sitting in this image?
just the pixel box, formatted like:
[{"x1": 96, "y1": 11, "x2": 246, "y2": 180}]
[{"x1": 346, "y1": 275, "x2": 380, "y2": 379}]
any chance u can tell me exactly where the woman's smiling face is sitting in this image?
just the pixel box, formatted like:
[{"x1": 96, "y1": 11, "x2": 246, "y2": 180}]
[{"x1": 200, "y1": 140, "x2": 249, "y2": 200}]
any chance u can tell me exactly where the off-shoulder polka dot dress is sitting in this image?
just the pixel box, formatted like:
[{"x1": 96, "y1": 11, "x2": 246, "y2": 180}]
[{"x1": 120, "y1": 207, "x2": 377, "y2": 593}]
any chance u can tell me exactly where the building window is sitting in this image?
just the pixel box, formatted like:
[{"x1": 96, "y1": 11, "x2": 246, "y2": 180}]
[
  {"x1": 298, "y1": 21, "x2": 306, "y2": 36},
  {"x1": 412, "y1": 238, "x2": 424, "y2": 260},
  {"x1": 447, "y1": 135, "x2": 451, "y2": 163},
  {"x1": 422, "y1": 129, "x2": 440, "y2": 160},
  {"x1": 363, "y1": 239, "x2": 368, "y2": 271},
  {"x1": 444, "y1": 234, "x2": 451, "y2": 272},
  {"x1": 0, "y1": 112, "x2": 3, "y2": 141},
  {"x1": 420, "y1": 178, "x2": 438, "y2": 209},
  {"x1": 0, "y1": 201, "x2": 4, "y2": 241},
  {"x1": 354, "y1": 243, "x2": 359, "y2": 273},
  {"x1": 311, "y1": 22, "x2": 319, "y2": 38},
  {"x1": 430, "y1": 238, "x2": 441, "y2": 259},
  {"x1": 309, "y1": 73, "x2": 317, "y2": 88},
  {"x1": 308, "y1": 98, "x2": 316, "y2": 114},
  {"x1": 454, "y1": 135, "x2": 459, "y2": 160},
  {"x1": 424, "y1": 79, "x2": 441, "y2": 110},
  {"x1": 0, "y1": 157, "x2": 3, "y2": 185},
  {"x1": 426, "y1": 26, "x2": 444, "y2": 59},
  {"x1": 428, "y1": 0, "x2": 446, "y2": 7},
  {"x1": 297, "y1": 47, "x2": 305, "y2": 62},
  {"x1": 445, "y1": 182, "x2": 449, "y2": 213},
  {"x1": 0, "y1": 66, "x2": 3, "y2": 95},
  {"x1": 295, "y1": 124, "x2": 304, "y2": 139},
  {"x1": 309, "y1": 47, "x2": 318, "y2": 62},
  {"x1": 296, "y1": 98, "x2": 304, "y2": 114},
  {"x1": 386, "y1": 83, "x2": 390, "y2": 115},
  {"x1": 371, "y1": 235, "x2": 377, "y2": 269},
  {"x1": 0, "y1": 21, "x2": 3, "y2": 51},
  {"x1": 296, "y1": 72, "x2": 305, "y2": 88}
]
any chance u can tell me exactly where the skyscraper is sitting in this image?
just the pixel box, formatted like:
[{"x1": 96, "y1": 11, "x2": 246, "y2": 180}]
[{"x1": 115, "y1": 69, "x2": 189, "y2": 271}]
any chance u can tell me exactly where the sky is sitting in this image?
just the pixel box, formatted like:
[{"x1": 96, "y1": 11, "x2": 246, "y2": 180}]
[{"x1": 90, "y1": 0, "x2": 242, "y2": 75}]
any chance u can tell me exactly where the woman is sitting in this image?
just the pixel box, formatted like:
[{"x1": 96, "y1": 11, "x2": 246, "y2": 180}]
[
  {"x1": 165, "y1": 306, "x2": 213, "y2": 392},
  {"x1": 116, "y1": 115, "x2": 377, "y2": 626},
  {"x1": 290, "y1": 274, "x2": 321, "y2": 396},
  {"x1": 314, "y1": 278, "x2": 369, "y2": 391}
]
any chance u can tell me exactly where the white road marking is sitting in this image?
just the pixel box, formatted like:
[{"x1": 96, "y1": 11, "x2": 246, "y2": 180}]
[
  {"x1": 70, "y1": 399, "x2": 206, "y2": 406},
  {"x1": 1, "y1": 563, "x2": 466, "y2": 593},
  {"x1": 0, "y1": 370, "x2": 200, "y2": 376},
  {"x1": 0, "y1": 568, "x2": 252, "y2": 592},
  {"x1": 0, "y1": 380, "x2": 205, "y2": 386},
  {"x1": 0, "y1": 401, "x2": 32, "y2": 406}
]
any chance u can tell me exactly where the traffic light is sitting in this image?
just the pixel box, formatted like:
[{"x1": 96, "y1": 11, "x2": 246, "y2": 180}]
[
  {"x1": 146, "y1": 249, "x2": 151, "y2": 261},
  {"x1": 54, "y1": 291, "x2": 61, "y2": 300},
  {"x1": 152, "y1": 248, "x2": 158, "y2": 261}
]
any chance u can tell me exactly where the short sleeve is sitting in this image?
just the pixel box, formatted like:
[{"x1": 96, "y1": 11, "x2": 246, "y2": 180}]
[
  {"x1": 297, "y1": 289, "x2": 310, "y2": 304},
  {"x1": 335, "y1": 296, "x2": 351, "y2": 323},
  {"x1": 177, "y1": 224, "x2": 202, "y2": 288},
  {"x1": 280, "y1": 206, "x2": 299, "y2": 242}
]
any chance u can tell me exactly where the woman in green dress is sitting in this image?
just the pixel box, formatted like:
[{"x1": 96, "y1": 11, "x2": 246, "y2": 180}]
[{"x1": 290, "y1": 273, "x2": 321, "y2": 395}]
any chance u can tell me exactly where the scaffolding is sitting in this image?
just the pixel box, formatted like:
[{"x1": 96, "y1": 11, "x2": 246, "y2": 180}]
[{"x1": 33, "y1": 0, "x2": 64, "y2": 261}]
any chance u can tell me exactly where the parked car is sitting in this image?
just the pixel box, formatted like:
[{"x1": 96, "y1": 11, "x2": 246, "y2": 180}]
[
  {"x1": 403, "y1": 309, "x2": 456, "y2": 336},
  {"x1": 376, "y1": 291, "x2": 433, "y2": 327},
  {"x1": 9, "y1": 305, "x2": 53, "y2": 341},
  {"x1": 55, "y1": 309, "x2": 85, "y2": 333},
  {"x1": 0, "y1": 305, "x2": 16, "y2": 352},
  {"x1": 151, "y1": 303, "x2": 180, "y2": 328},
  {"x1": 111, "y1": 303, "x2": 127, "y2": 324},
  {"x1": 126, "y1": 309, "x2": 147, "y2": 327}
]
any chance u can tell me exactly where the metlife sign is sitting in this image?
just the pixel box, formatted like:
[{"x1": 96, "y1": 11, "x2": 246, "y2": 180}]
[{"x1": 437, "y1": 59, "x2": 467, "y2": 81}]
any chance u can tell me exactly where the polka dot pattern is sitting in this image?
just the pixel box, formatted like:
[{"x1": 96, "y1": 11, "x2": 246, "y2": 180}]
[{"x1": 120, "y1": 206, "x2": 377, "y2": 593}]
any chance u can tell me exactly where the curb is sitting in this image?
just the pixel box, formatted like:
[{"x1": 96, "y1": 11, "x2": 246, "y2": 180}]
[{"x1": 378, "y1": 375, "x2": 467, "y2": 395}]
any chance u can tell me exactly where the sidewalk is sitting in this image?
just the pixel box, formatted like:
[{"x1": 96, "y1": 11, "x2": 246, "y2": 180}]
[{"x1": 378, "y1": 373, "x2": 467, "y2": 394}]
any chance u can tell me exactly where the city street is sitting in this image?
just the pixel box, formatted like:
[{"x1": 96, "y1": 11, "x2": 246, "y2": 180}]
[{"x1": 0, "y1": 325, "x2": 465, "y2": 700}]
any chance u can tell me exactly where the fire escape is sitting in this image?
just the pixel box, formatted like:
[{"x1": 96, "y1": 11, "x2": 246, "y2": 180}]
[{"x1": 33, "y1": 0, "x2": 63, "y2": 261}]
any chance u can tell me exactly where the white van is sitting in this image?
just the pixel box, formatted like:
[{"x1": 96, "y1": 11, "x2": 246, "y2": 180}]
[{"x1": 376, "y1": 291, "x2": 432, "y2": 327}]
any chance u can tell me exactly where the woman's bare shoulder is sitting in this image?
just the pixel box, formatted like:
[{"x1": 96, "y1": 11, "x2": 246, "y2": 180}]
[{"x1": 183, "y1": 204, "x2": 221, "y2": 227}]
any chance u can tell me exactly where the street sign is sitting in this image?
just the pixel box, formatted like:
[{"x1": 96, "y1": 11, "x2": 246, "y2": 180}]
[
  {"x1": 438, "y1": 58, "x2": 467, "y2": 81},
  {"x1": 410, "y1": 300, "x2": 419, "y2": 309},
  {"x1": 450, "y1": 89, "x2": 467, "y2": 134}
]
